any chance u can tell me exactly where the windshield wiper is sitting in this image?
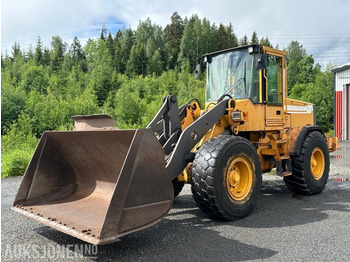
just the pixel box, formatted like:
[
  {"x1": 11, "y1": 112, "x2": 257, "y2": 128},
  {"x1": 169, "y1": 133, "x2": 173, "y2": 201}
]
[{"x1": 225, "y1": 76, "x2": 245, "y2": 96}]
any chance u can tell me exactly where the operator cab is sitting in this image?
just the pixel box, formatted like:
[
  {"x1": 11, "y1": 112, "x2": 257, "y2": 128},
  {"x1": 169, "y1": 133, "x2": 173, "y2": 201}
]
[{"x1": 203, "y1": 44, "x2": 285, "y2": 106}]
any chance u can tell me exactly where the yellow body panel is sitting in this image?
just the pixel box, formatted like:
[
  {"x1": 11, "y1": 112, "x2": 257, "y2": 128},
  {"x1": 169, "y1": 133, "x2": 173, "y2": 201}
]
[
  {"x1": 178, "y1": 45, "x2": 337, "y2": 182},
  {"x1": 285, "y1": 98, "x2": 315, "y2": 127},
  {"x1": 225, "y1": 98, "x2": 315, "y2": 132}
]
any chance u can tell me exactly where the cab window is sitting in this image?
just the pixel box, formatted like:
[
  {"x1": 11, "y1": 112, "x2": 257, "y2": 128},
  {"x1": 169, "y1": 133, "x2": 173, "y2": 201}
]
[{"x1": 266, "y1": 56, "x2": 282, "y2": 104}]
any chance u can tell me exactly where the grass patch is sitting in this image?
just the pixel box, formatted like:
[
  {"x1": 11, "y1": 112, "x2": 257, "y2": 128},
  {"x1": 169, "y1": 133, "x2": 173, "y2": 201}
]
[{"x1": 1, "y1": 148, "x2": 34, "y2": 178}]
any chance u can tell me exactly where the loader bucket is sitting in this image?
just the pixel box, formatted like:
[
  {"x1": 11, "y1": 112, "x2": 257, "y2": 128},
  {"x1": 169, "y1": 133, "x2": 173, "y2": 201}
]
[{"x1": 12, "y1": 129, "x2": 174, "y2": 245}]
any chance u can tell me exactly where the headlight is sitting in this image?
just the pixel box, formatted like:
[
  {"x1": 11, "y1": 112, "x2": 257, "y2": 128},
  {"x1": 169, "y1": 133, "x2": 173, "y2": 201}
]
[{"x1": 231, "y1": 111, "x2": 241, "y2": 121}]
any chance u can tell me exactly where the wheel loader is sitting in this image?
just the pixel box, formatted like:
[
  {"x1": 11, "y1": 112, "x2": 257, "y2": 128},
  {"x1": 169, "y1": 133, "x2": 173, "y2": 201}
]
[{"x1": 13, "y1": 44, "x2": 338, "y2": 245}]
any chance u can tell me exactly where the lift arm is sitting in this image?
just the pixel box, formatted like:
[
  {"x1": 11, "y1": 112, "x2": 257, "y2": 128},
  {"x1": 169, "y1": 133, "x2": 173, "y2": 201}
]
[{"x1": 147, "y1": 95, "x2": 229, "y2": 180}]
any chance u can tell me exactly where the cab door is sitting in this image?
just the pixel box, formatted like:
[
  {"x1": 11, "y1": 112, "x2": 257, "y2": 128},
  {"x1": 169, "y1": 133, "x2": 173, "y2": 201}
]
[{"x1": 264, "y1": 55, "x2": 285, "y2": 127}]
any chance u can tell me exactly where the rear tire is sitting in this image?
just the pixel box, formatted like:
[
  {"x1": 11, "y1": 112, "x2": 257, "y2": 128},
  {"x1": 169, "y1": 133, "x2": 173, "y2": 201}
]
[
  {"x1": 284, "y1": 131, "x2": 329, "y2": 195},
  {"x1": 191, "y1": 136, "x2": 262, "y2": 220}
]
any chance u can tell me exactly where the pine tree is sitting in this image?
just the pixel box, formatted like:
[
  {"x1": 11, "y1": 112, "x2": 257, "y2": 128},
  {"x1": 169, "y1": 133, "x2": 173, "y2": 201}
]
[
  {"x1": 34, "y1": 37, "x2": 43, "y2": 65},
  {"x1": 148, "y1": 50, "x2": 163, "y2": 76},
  {"x1": 42, "y1": 48, "x2": 51, "y2": 66},
  {"x1": 286, "y1": 41, "x2": 307, "y2": 92},
  {"x1": 70, "y1": 37, "x2": 84, "y2": 62},
  {"x1": 178, "y1": 14, "x2": 201, "y2": 71},
  {"x1": 164, "y1": 12, "x2": 184, "y2": 69},
  {"x1": 26, "y1": 45, "x2": 34, "y2": 61},
  {"x1": 121, "y1": 28, "x2": 135, "y2": 73},
  {"x1": 217, "y1": 23, "x2": 227, "y2": 50},
  {"x1": 69, "y1": 36, "x2": 86, "y2": 71},
  {"x1": 250, "y1": 31, "x2": 259, "y2": 44},
  {"x1": 12, "y1": 42, "x2": 22, "y2": 59},
  {"x1": 100, "y1": 22, "x2": 107, "y2": 40},
  {"x1": 128, "y1": 42, "x2": 147, "y2": 76},
  {"x1": 239, "y1": 35, "x2": 249, "y2": 46},
  {"x1": 200, "y1": 18, "x2": 217, "y2": 54},
  {"x1": 226, "y1": 23, "x2": 238, "y2": 48},
  {"x1": 1, "y1": 52, "x2": 4, "y2": 69},
  {"x1": 114, "y1": 30, "x2": 123, "y2": 73},
  {"x1": 217, "y1": 23, "x2": 238, "y2": 50},
  {"x1": 51, "y1": 36, "x2": 65, "y2": 71},
  {"x1": 260, "y1": 37, "x2": 272, "y2": 47},
  {"x1": 106, "y1": 33, "x2": 115, "y2": 67}
]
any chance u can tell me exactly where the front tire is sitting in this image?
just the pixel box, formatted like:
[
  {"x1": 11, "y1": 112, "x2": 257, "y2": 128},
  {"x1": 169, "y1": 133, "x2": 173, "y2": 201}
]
[
  {"x1": 191, "y1": 136, "x2": 262, "y2": 220},
  {"x1": 284, "y1": 131, "x2": 329, "y2": 195}
]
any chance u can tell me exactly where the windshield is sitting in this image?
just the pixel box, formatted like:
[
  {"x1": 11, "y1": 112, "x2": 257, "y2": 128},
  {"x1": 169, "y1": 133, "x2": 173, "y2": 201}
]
[{"x1": 206, "y1": 48, "x2": 259, "y2": 103}]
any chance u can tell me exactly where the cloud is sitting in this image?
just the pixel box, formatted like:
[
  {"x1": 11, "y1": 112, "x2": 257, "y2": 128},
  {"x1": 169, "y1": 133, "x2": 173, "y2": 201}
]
[{"x1": 2, "y1": 0, "x2": 350, "y2": 67}]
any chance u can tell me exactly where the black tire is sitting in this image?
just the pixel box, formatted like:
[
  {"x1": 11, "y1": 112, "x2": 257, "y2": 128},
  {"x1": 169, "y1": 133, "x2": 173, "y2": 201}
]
[
  {"x1": 172, "y1": 178, "x2": 185, "y2": 197},
  {"x1": 284, "y1": 131, "x2": 329, "y2": 195},
  {"x1": 191, "y1": 136, "x2": 262, "y2": 220}
]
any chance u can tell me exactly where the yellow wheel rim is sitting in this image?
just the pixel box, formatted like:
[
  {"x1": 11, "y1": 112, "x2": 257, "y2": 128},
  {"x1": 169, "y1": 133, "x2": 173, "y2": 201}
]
[
  {"x1": 226, "y1": 157, "x2": 253, "y2": 201},
  {"x1": 310, "y1": 147, "x2": 325, "y2": 180}
]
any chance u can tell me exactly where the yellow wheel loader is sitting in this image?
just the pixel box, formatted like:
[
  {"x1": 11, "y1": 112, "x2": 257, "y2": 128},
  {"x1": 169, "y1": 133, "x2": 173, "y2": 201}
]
[{"x1": 13, "y1": 44, "x2": 338, "y2": 245}]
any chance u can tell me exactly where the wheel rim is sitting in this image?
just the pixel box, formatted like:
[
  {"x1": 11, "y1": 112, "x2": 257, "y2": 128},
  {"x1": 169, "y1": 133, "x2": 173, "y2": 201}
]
[
  {"x1": 226, "y1": 157, "x2": 253, "y2": 201},
  {"x1": 310, "y1": 147, "x2": 325, "y2": 180}
]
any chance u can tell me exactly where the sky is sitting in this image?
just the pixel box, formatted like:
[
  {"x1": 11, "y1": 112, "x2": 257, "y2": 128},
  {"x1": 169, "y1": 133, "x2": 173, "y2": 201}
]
[{"x1": 1, "y1": 0, "x2": 350, "y2": 68}]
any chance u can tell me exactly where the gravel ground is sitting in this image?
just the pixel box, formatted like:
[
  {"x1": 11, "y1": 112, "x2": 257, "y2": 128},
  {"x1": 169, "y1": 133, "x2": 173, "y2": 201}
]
[
  {"x1": 329, "y1": 140, "x2": 350, "y2": 179},
  {"x1": 1, "y1": 141, "x2": 350, "y2": 261}
]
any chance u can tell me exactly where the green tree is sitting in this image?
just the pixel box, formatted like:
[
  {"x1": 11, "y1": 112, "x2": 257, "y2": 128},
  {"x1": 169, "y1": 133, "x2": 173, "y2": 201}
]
[
  {"x1": 42, "y1": 48, "x2": 51, "y2": 66},
  {"x1": 120, "y1": 28, "x2": 135, "y2": 73},
  {"x1": 86, "y1": 39, "x2": 118, "y2": 105},
  {"x1": 128, "y1": 42, "x2": 147, "y2": 76},
  {"x1": 226, "y1": 23, "x2": 238, "y2": 48},
  {"x1": 290, "y1": 68, "x2": 334, "y2": 131},
  {"x1": 114, "y1": 86, "x2": 142, "y2": 128},
  {"x1": 21, "y1": 66, "x2": 49, "y2": 93},
  {"x1": 200, "y1": 18, "x2": 218, "y2": 54},
  {"x1": 34, "y1": 37, "x2": 43, "y2": 65},
  {"x1": 1, "y1": 52, "x2": 4, "y2": 69},
  {"x1": 26, "y1": 44, "x2": 34, "y2": 61},
  {"x1": 239, "y1": 34, "x2": 249, "y2": 46},
  {"x1": 164, "y1": 12, "x2": 184, "y2": 69},
  {"x1": 217, "y1": 23, "x2": 238, "y2": 50},
  {"x1": 178, "y1": 14, "x2": 201, "y2": 71},
  {"x1": 106, "y1": 33, "x2": 115, "y2": 67},
  {"x1": 148, "y1": 50, "x2": 163, "y2": 76},
  {"x1": 1, "y1": 84, "x2": 26, "y2": 133},
  {"x1": 84, "y1": 38, "x2": 99, "y2": 72},
  {"x1": 285, "y1": 41, "x2": 307, "y2": 92},
  {"x1": 260, "y1": 37, "x2": 272, "y2": 47},
  {"x1": 11, "y1": 42, "x2": 22, "y2": 59},
  {"x1": 1, "y1": 113, "x2": 38, "y2": 177},
  {"x1": 250, "y1": 31, "x2": 259, "y2": 44},
  {"x1": 100, "y1": 22, "x2": 107, "y2": 40},
  {"x1": 7, "y1": 47, "x2": 28, "y2": 84},
  {"x1": 296, "y1": 55, "x2": 316, "y2": 84},
  {"x1": 136, "y1": 17, "x2": 165, "y2": 71},
  {"x1": 136, "y1": 18, "x2": 155, "y2": 46},
  {"x1": 113, "y1": 30, "x2": 123, "y2": 73},
  {"x1": 50, "y1": 35, "x2": 65, "y2": 71},
  {"x1": 68, "y1": 36, "x2": 87, "y2": 71}
]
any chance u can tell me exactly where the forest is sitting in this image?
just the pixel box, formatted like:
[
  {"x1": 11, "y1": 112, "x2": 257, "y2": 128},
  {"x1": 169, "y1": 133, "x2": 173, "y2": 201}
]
[{"x1": 1, "y1": 12, "x2": 334, "y2": 177}]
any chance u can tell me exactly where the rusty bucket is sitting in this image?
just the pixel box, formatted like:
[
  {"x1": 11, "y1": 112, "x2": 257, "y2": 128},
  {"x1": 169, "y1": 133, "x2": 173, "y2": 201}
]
[{"x1": 12, "y1": 127, "x2": 174, "y2": 245}]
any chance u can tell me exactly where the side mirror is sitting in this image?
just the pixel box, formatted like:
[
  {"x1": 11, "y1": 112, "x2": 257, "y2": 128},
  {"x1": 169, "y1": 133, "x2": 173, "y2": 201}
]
[
  {"x1": 257, "y1": 53, "x2": 267, "y2": 69},
  {"x1": 194, "y1": 64, "x2": 200, "y2": 79}
]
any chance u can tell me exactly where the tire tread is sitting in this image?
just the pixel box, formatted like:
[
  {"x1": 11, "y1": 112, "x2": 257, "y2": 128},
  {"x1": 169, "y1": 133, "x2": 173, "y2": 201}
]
[{"x1": 284, "y1": 131, "x2": 329, "y2": 195}]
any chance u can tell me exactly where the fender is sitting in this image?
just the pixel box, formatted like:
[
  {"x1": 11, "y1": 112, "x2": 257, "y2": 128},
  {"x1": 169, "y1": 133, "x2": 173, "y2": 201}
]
[{"x1": 291, "y1": 126, "x2": 324, "y2": 156}]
